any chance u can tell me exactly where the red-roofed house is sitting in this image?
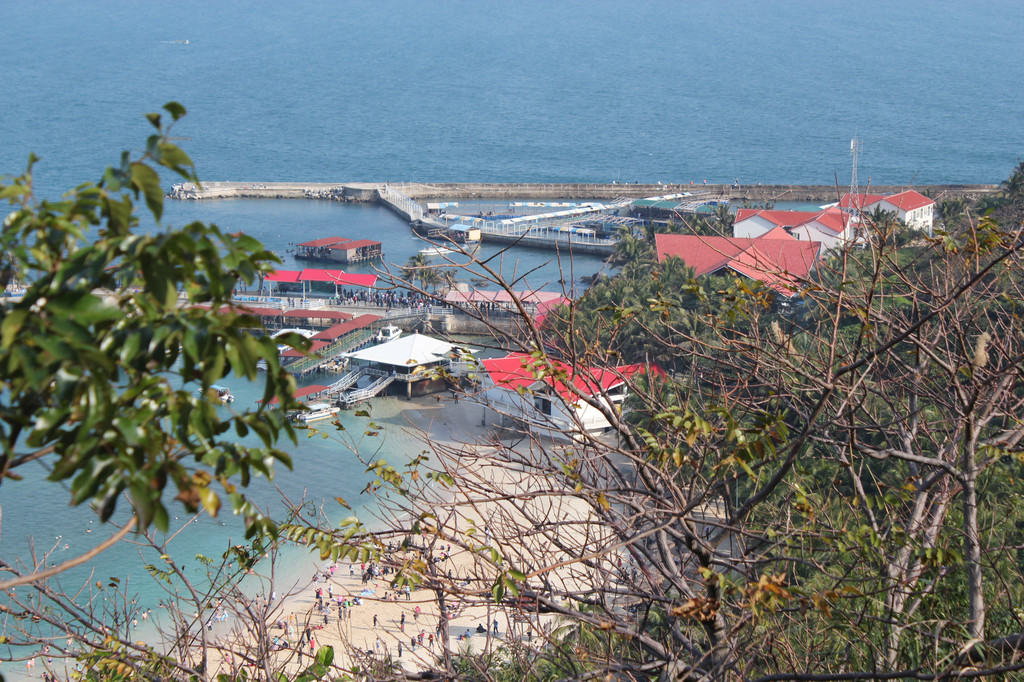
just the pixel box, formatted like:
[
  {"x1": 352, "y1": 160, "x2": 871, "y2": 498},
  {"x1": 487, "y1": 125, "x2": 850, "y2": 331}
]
[
  {"x1": 296, "y1": 237, "x2": 351, "y2": 260},
  {"x1": 872, "y1": 191, "x2": 935, "y2": 232},
  {"x1": 838, "y1": 191, "x2": 935, "y2": 232},
  {"x1": 654, "y1": 234, "x2": 819, "y2": 297},
  {"x1": 296, "y1": 236, "x2": 384, "y2": 263},
  {"x1": 481, "y1": 353, "x2": 657, "y2": 439},
  {"x1": 734, "y1": 207, "x2": 853, "y2": 250},
  {"x1": 327, "y1": 239, "x2": 383, "y2": 264}
]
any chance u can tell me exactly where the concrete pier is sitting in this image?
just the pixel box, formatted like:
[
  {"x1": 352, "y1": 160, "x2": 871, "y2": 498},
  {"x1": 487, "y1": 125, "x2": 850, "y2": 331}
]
[{"x1": 168, "y1": 181, "x2": 999, "y2": 204}]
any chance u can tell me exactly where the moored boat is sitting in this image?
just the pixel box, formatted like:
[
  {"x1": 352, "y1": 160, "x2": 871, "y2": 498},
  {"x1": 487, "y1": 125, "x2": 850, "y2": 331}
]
[
  {"x1": 291, "y1": 402, "x2": 340, "y2": 423},
  {"x1": 375, "y1": 324, "x2": 402, "y2": 343}
]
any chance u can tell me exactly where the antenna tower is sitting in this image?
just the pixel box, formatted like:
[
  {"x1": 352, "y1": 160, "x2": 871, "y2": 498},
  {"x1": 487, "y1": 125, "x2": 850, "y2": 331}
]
[
  {"x1": 848, "y1": 137, "x2": 863, "y2": 235},
  {"x1": 849, "y1": 137, "x2": 862, "y2": 211}
]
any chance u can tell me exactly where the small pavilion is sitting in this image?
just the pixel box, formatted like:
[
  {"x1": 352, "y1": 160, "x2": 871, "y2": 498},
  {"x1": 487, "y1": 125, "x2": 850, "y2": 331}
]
[{"x1": 343, "y1": 333, "x2": 475, "y2": 398}]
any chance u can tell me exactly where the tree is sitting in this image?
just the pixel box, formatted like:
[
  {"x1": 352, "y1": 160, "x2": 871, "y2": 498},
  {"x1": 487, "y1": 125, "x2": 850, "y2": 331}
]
[
  {"x1": 287, "y1": 191, "x2": 1024, "y2": 681},
  {"x1": 0, "y1": 104, "x2": 309, "y2": 676}
]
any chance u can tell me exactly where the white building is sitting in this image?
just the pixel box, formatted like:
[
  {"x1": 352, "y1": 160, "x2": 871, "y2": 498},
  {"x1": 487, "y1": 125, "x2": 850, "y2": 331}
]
[
  {"x1": 480, "y1": 353, "x2": 652, "y2": 440},
  {"x1": 733, "y1": 207, "x2": 853, "y2": 251},
  {"x1": 839, "y1": 190, "x2": 935, "y2": 233}
]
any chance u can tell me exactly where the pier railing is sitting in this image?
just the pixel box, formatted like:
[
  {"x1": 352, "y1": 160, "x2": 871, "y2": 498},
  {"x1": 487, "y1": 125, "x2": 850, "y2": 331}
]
[{"x1": 377, "y1": 184, "x2": 423, "y2": 222}]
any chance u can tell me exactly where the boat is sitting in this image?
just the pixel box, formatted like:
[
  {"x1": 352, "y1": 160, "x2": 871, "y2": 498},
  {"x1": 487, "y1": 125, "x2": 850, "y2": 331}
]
[
  {"x1": 291, "y1": 402, "x2": 340, "y2": 424},
  {"x1": 272, "y1": 328, "x2": 317, "y2": 351},
  {"x1": 375, "y1": 324, "x2": 402, "y2": 343},
  {"x1": 417, "y1": 246, "x2": 453, "y2": 256},
  {"x1": 199, "y1": 384, "x2": 234, "y2": 403}
]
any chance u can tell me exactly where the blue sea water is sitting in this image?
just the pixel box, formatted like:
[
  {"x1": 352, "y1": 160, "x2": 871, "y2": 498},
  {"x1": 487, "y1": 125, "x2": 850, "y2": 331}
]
[
  {"x1": 2, "y1": 0, "x2": 1023, "y2": 191},
  {"x1": 1, "y1": 0, "x2": 1023, "y2": 674}
]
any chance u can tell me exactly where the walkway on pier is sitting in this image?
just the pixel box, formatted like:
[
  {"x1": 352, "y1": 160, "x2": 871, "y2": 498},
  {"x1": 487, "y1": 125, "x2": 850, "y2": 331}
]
[{"x1": 338, "y1": 373, "x2": 396, "y2": 408}]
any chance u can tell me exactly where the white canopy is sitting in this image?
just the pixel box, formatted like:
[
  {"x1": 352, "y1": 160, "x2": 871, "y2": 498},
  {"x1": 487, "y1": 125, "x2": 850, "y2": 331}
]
[{"x1": 344, "y1": 333, "x2": 471, "y2": 368}]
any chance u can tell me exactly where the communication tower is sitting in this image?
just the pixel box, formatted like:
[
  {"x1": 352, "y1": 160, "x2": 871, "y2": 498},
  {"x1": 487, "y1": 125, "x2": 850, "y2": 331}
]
[
  {"x1": 848, "y1": 137, "x2": 863, "y2": 236},
  {"x1": 849, "y1": 137, "x2": 862, "y2": 211}
]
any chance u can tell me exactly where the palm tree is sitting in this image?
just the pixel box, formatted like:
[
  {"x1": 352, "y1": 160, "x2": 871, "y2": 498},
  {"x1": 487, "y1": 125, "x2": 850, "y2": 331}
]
[
  {"x1": 402, "y1": 252, "x2": 431, "y2": 288},
  {"x1": 1000, "y1": 159, "x2": 1024, "y2": 200},
  {"x1": 937, "y1": 197, "x2": 968, "y2": 229},
  {"x1": 610, "y1": 228, "x2": 653, "y2": 266},
  {"x1": 419, "y1": 267, "x2": 443, "y2": 293},
  {"x1": 712, "y1": 203, "x2": 735, "y2": 235}
]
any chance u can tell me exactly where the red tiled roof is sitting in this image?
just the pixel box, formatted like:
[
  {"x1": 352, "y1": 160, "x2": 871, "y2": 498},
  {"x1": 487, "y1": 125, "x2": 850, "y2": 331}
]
[
  {"x1": 482, "y1": 353, "x2": 661, "y2": 402},
  {"x1": 878, "y1": 190, "x2": 934, "y2": 211},
  {"x1": 839, "y1": 193, "x2": 885, "y2": 209},
  {"x1": 736, "y1": 209, "x2": 822, "y2": 228},
  {"x1": 811, "y1": 207, "x2": 848, "y2": 233},
  {"x1": 655, "y1": 234, "x2": 819, "y2": 297},
  {"x1": 281, "y1": 340, "x2": 330, "y2": 358},
  {"x1": 313, "y1": 323, "x2": 355, "y2": 340},
  {"x1": 334, "y1": 239, "x2": 381, "y2": 250},
  {"x1": 760, "y1": 226, "x2": 795, "y2": 240},
  {"x1": 654, "y1": 235, "x2": 746, "y2": 276},
  {"x1": 309, "y1": 314, "x2": 381, "y2": 339},
  {"x1": 264, "y1": 384, "x2": 330, "y2": 405},
  {"x1": 298, "y1": 237, "x2": 350, "y2": 248}
]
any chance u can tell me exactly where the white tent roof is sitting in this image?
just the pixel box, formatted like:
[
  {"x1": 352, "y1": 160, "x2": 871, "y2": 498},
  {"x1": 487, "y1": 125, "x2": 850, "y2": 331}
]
[{"x1": 344, "y1": 333, "x2": 469, "y2": 368}]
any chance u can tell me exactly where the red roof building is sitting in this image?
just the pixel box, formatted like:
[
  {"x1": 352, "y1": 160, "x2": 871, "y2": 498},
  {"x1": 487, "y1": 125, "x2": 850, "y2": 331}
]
[
  {"x1": 734, "y1": 207, "x2": 851, "y2": 251},
  {"x1": 481, "y1": 353, "x2": 658, "y2": 438},
  {"x1": 296, "y1": 236, "x2": 384, "y2": 264},
  {"x1": 655, "y1": 234, "x2": 819, "y2": 297},
  {"x1": 838, "y1": 190, "x2": 935, "y2": 232}
]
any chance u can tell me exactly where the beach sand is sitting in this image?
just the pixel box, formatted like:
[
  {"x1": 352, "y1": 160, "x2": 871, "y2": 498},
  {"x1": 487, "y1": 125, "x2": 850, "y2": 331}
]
[{"x1": 204, "y1": 393, "x2": 610, "y2": 678}]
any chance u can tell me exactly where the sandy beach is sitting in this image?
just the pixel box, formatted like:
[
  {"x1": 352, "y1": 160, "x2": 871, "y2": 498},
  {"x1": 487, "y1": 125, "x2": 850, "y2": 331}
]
[{"x1": 202, "y1": 392, "x2": 609, "y2": 678}]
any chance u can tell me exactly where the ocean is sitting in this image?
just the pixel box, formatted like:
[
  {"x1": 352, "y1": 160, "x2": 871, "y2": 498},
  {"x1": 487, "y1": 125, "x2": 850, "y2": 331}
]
[{"x1": 0, "y1": 0, "x2": 1022, "y2": 675}]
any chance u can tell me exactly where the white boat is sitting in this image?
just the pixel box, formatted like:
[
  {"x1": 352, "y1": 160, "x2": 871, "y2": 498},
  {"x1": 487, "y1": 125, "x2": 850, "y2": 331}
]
[
  {"x1": 292, "y1": 402, "x2": 340, "y2": 423},
  {"x1": 375, "y1": 324, "x2": 402, "y2": 342},
  {"x1": 272, "y1": 328, "x2": 317, "y2": 351},
  {"x1": 199, "y1": 384, "x2": 234, "y2": 403},
  {"x1": 418, "y1": 246, "x2": 453, "y2": 256}
]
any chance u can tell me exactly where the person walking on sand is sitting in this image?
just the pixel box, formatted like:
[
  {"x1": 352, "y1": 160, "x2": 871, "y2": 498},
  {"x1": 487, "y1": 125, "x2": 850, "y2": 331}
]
[
  {"x1": 373, "y1": 614, "x2": 378, "y2": 629},
  {"x1": 400, "y1": 612, "x2": 405, "y2": 632}
]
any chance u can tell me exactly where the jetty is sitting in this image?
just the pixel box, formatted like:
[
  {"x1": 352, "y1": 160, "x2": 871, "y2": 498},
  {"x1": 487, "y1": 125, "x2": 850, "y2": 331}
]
[{"x1": 168, "y1": 180, "x2": 998, "y2": 204}]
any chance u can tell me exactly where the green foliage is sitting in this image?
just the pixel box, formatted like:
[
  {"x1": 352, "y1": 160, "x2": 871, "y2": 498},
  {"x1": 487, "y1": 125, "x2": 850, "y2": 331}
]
[{"x1": 0, "y1": 103, "x2": 303, "y2": 536}]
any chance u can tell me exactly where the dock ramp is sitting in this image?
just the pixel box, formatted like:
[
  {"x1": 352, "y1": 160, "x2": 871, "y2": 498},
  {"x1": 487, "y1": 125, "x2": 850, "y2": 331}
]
[
  {"x1": 324, "y1": 368, "x2": 365, "y2": 396},
  {"x1": 339, "y1": 374, "x2": 396, "y2": 408}
]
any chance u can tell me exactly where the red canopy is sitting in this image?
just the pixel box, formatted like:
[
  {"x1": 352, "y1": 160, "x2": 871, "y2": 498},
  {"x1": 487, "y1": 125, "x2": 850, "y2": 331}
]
[
  {"x1": 268, "y1": 269, "x2": 378, "y2": 288},
  {"x1": 265, "y1": 271, "x2": 302, "y2": 283}
]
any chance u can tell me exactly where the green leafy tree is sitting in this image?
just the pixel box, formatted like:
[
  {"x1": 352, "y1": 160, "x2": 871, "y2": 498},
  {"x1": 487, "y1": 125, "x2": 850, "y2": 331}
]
[{"x1": 0, "y1": 104, "x2": 304, "y2": 587}]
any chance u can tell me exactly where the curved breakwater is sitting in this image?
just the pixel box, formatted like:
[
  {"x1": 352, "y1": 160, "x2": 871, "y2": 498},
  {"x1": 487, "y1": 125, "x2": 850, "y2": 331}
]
[{"x1": 168, "y1": 181, "x2": 999, "y2": 204}]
